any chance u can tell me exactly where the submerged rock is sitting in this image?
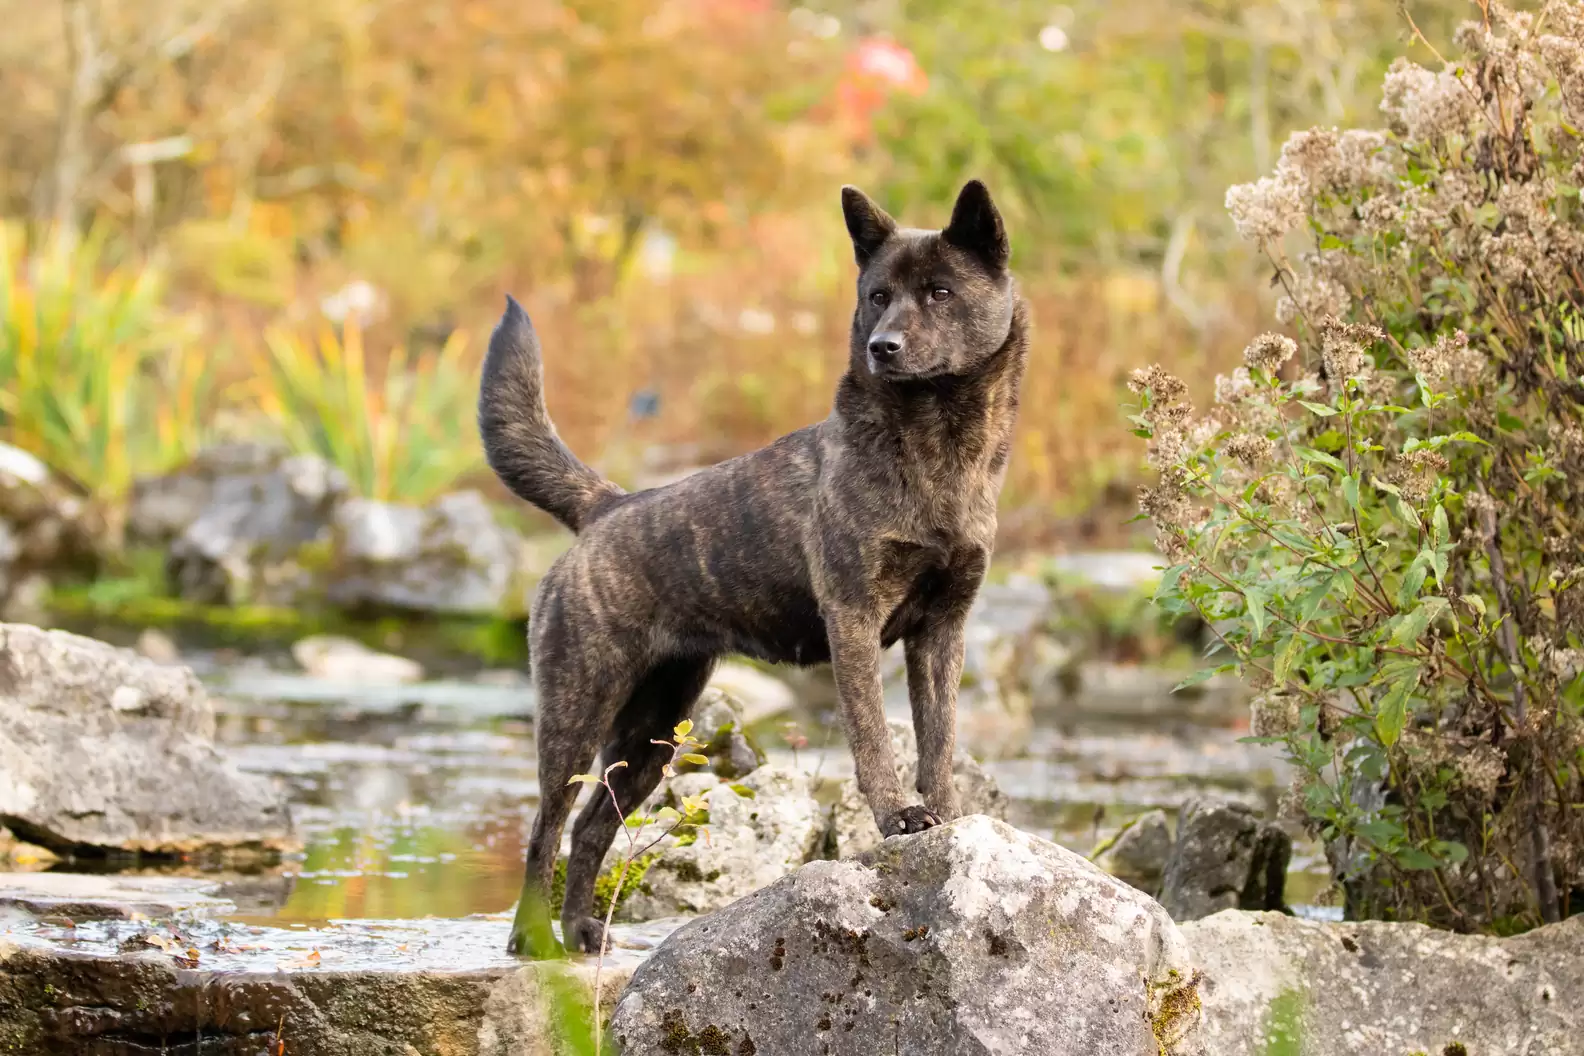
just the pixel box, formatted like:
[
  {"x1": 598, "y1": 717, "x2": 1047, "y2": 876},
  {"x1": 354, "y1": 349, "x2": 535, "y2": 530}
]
[
  {"x1": 291, "y1": 634, "x2": 425, "y2": 684},
  {"x1": 618, "y1": 766, "x2": 826, "y2": 922},
  {"x1": 1185, "y1": 910, "x2": 1584, "y2": 1056},
  {"x1": 0, "y1": 623, "x2": 294, "y2": 857},
  {"x1": 0, "y1": 871, "x2": 234, "y2": 920},
  {"x1": 1160, "y1": 797, "x2": 1291, "y2": 923},
  {"x1": 824, "y1": 719, "x2": 1009, "y2": 858},
  {"x1": 1094, "y1": 809, "x2": 1173, "y2": 898},
  {"x1": 612, "y1": 815, "x2": 1204, "y2": 1056},
  {"x1": 328, "y1": 490, "x2": 528, "y2": 616},
  {"x1": 166, "y1": 450, "x2": 347, "y2": 606}
]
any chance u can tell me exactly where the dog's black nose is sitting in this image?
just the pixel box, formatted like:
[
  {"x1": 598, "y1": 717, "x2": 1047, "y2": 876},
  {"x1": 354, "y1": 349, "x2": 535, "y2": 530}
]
[{"x1": 868, "y1": 332, "x2": 904, "y2": 363}]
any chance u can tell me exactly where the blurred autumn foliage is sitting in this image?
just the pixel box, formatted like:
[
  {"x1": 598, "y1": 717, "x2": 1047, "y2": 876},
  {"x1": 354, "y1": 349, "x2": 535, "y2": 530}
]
[{"x1": 0, "y1": 0, "x2": 1465, "y2": 543}]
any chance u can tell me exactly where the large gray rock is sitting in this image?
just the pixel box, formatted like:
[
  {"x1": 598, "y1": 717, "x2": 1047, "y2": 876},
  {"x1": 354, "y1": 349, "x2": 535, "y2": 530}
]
[
  {"x1": 612, "y1": 815, "x2": 1204, "y2": 1056},
  {"x1": 1185, "y1": 910, "x2": 1584, "y2": 1056},
  {"x1": 166, "y1": 450, "x2": 347, "y2": 606},
  {"x1": 0, "y1": 623, "x2": 293, "y2": 856},
  {"x1": 328, "y1": 490, "x2": 528, "y2": 616},
  {"x1": 1094, "y1": 809, "x2": 1173, "y2": 898},
  {"x1": 0, "y1": 442, "x2": 102, "y2": 617},
  {"x1": 825, "y1": 719, "x2": 1009, "y2": 858},
  {"x1": 126, "y1": 441, "x2": 288, "y2": 545},
  {"x1": 618, "y1": 766, "x2": 826, "y2": 922},
  {"x1": 1160, "y1": 797, "x2": 1290, "y2": 922}
]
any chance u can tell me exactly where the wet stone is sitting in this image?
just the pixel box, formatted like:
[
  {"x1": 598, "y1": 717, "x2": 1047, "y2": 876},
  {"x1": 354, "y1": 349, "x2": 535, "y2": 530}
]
[{"x1": 0, "y1": 912, "x2": 687, "y2": 1055}]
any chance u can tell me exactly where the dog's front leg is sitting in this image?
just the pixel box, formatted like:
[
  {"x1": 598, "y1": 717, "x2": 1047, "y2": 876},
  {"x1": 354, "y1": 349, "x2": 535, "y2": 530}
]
[
  {"x1": 904, "y1": 604, "x2": 971, "y2": 823},
  {"x1": 827, "y1": 608, "x2": 939, "y2": 837}
]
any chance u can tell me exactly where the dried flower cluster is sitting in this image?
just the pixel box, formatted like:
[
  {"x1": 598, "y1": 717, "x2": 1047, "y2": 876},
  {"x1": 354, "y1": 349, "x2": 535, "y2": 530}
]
[{"x1": 1139, "y1": 5, "x2": 1584, "y2": 934}]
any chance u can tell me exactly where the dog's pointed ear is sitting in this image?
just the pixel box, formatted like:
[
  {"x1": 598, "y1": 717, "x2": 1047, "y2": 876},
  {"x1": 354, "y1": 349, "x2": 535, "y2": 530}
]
[
  {"x1": 841, "y1": 185, "x2": 898, "y2": 267},
  {"x1": 942, "y1": 180, "x2": 1009, "y2": 271}
]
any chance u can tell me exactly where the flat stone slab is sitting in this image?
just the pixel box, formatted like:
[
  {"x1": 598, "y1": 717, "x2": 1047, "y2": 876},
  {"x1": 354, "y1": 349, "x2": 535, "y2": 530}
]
[
  {"x1": 0, "y1": 912, "x2": 686, "y2": 1055},
  {"x1": 1184, "y1": 910, "x2": 1584, "y2": 1055},
  {"x1": 0, "y1": 872, "x2": 234, "y2": 921}
]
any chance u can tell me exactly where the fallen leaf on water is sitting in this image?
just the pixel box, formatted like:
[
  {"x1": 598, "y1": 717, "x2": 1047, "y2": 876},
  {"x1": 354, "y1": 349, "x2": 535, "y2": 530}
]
[{"x1": 276, "y1": 949, "x2": 323, "y2": 970}]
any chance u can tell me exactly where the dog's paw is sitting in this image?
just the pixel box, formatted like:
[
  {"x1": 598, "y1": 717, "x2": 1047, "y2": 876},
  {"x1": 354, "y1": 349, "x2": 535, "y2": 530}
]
[
  {"x1": 565, "y1": 916, "x2": 610, "y2": 956},
  {"x1": 506, "y1": 924, "x2": 563, "y2": 961},
  {"x1": 881, "y1": 805, "x2": 943, "y2": 838}
]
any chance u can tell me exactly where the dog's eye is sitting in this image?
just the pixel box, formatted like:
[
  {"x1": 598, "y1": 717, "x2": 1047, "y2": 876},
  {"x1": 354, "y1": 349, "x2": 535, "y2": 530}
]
[
  {"x1": 929, "y1": 287, "x2": 952, "y2": 302},
  {"x1": 869, "y1": 290, "x2": 889, "y2": 307}
]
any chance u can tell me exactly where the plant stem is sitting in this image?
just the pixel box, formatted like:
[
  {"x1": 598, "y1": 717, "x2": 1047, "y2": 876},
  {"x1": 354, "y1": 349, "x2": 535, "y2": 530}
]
[{"x1": 1475, "y1": 485, "x2": 1561, "y2": 924}]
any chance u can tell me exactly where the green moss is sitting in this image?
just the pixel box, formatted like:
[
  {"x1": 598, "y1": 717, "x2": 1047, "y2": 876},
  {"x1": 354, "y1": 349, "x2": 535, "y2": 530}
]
[
  {"x1": 1148, "y1": 968, "x2": 1203, "y2": 1056},
  {"x1": 551, "y1": 853, "x2": 659, "y2": 919},
  {"x1": 1258, "y1": 987, "x2": 1305, "y2": 1056}
]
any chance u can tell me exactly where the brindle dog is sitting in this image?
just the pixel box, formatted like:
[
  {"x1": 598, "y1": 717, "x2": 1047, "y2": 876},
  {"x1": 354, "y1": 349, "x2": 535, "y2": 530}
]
[{"x1": 479, "y1": 179, "x2": 1030, "y2": 956}]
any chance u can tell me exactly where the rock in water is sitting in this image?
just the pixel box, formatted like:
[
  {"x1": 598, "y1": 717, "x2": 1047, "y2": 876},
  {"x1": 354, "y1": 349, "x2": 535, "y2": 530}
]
[
  {"x1": 290, "y1": 634, "x2": 424, "y2": 684},
  {"x1": 825, "y1": 719, "x2": 1009, "y2": 858},
  {"x1": 0, "y1": 624, "x2": 293, "y2": 856},
  {"x1": 1094, "y1": 809, "x2": 1173, "y2": 898},
  {"x1": 328, "y1": 490, "x2": 528, "y2": 617},
  {"x1": 1185, "y1": 910, "x2": 1584, "y2": 1056},
  {"x1": 1159, "y1": 797, "x2": 1290, "y2": 922},
  {"x1": 618, "y1": 766, "x2": 826, "y2": 922},
  {"x1": 166, "y1": 452, "x2": 347, "y2": 606},
  {"x1": 611, "y1": 816, "x2": 1204, "y2": 1056}
]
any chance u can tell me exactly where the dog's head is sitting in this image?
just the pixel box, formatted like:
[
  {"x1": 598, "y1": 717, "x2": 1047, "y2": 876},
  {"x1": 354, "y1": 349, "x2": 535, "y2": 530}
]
[{"x1": 841, "y1": 179, "x2": 1014, "y2": 381}]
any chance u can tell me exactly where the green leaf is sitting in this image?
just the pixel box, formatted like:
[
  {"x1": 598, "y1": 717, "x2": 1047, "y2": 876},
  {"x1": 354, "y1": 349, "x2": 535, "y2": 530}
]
[
  {"x1": 680, "y1": 753, "x2": 711, "y2": 767},
  {"x1": 1390, "y1": 596, "x2": 1448, "y2": 647},
  {"x1": 1460, "y1": 594, "x2": 1487, "y2": 618},
  {"x1": 1173, "y1": 664, "x2": 1232, "y2": 692},
  {"x1": 727, "y1": 783, "x2": 756, "y2": 799},
  {"x1": 1341, "y1": 474, "x2": 1360, "y2": 510},
  {"x1": 674, "y1": 719, "x2": 694, "y2": 739},
  {"x1": 1273, "y1": 634, "x2": 1304, "y2": 685},
  {"x1": 1297, "y1": 401, "x2": 1339, "y2": 417},
  {"x1": 1295, "y1": 446, "x2": 1345, "y2": 470},
  {"x1": 1432, "y1": 504, "x2": 1449, "y2": 544},
  {"x1": 1434, "y1": 840, "x2": 1470, "y2": 864},
  {"x1": 1374, "y1": 676, "x2": 1416, "y2": 747},
  {"x1": 1153, "y1": 564, "x2": 1188, "y2": 602},
  {"x1": 1398, "y1": 550, "x2": 1432, "y2": 608},
  {"x1": 653, "y1": 806, "x2": 682, "y2": 823},
  {"x1": 1395, "y1": 847, "x2": 1440, "y2": 871},
  {"x1": 1245, "y1": 588, "x2": 1268, "y2": 638}
]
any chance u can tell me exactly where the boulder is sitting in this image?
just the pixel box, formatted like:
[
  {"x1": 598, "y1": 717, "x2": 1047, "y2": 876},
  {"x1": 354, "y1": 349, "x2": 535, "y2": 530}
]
[
  {"x1": 0, "y1": 623, "x2": 294, "y2": 856},
  {"x1": 1094, "y1": 809, "x2": 1173, "y2": 898},
  {"x1": 685, "y1": 687, "x2": 766, "y2": 780},
  {"x1": 126, "y1": 441, "x2": 288, "y2": 545},
  {"x1": 1184, "y1": 909, "x2": 1584, "y2": 1056},
  {"x1": 291, "y1": 634, "x2": 424, "y2": 684},
  {"x1": 1160, "y1": 797, "x2": 1290, "y2": 922},
  {"x1": 618, "y1": 766, "x2": 826, "y2": 922},
  {"x1": 611, "y1": 815, "x2": 1204, "y2": 1056},
  {"x1": 825, "y1": 719, "x2": 1009, "y2": 859},
  {"x1": 166, "y1": 451, "x2": 347, "y2": 606},
  {"x1": 327, "y1": 490, "x2": 528, "y2": 617},
  {"x1": 0, "y1": 442, "x2": 102, "y2": 616}
]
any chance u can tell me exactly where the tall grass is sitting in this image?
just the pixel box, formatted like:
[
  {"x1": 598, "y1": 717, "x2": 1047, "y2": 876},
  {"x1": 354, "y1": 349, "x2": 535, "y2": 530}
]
[
  {"x1": 0, "y1": 225, "x2": 211, "y2": 498},
  {"x1": 251, "y1": 321, "x2": 483, "y2": 504}
]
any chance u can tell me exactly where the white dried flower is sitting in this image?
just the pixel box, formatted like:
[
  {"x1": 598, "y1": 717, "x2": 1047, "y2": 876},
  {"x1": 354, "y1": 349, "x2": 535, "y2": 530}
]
[
  {"x1": 1243, "y1": 333, "x2": 1297, "y2": 373},
  {"x1": 1226, "y1": 175, "x2": 1305, "y2": 244}
]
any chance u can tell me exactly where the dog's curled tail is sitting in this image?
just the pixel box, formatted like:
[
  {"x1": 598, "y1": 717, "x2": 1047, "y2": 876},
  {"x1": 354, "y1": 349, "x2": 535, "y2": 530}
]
[{"x1": 478, "y1": 295, "x2": 623, "y2": 533}]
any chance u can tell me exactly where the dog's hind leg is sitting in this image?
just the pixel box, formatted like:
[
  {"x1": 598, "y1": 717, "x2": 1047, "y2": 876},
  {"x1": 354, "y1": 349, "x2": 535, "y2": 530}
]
[
  {"x1": 507, "y1": 674, "x2": 616, "y2": 959},
  {"x1": 560, "y1": 656, "x2": 714, "y2": 954}
]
